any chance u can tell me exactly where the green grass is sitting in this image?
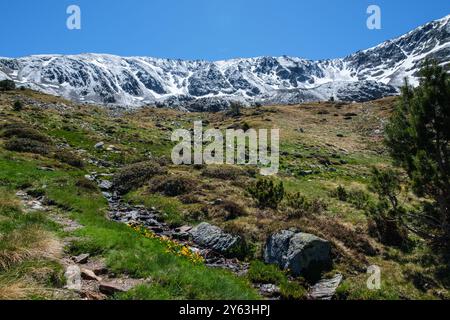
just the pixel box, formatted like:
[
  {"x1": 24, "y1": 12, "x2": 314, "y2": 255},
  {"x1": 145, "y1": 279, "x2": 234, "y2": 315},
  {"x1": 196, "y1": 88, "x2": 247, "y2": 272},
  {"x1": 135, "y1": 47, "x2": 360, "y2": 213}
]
[
  {"x1": 0, "y1": 149, "x2": 259, "y2": 300},
  {"x1": 247, "y1": 261, "x2": 286, "y2": 284},
  {"x1": 2, "y1": 90, "x2": 449, "y2": 300},
  {"x1": 247, "y1": 261, "x2": 308, "y2": 300},
  {"x1": 0, "y1": 185, "x2": 64, "y2": 299}
]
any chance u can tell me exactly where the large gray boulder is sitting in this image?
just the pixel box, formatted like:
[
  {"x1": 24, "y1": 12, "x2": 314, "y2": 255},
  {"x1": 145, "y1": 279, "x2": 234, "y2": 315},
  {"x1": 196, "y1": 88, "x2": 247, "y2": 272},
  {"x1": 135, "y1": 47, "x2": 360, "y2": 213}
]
[
  {"x1": 264, "y1": 230, "x2": 331, "y2": 278},
  {"x1": 189, "y1": 222, "x2": 245, "y2": 258}
]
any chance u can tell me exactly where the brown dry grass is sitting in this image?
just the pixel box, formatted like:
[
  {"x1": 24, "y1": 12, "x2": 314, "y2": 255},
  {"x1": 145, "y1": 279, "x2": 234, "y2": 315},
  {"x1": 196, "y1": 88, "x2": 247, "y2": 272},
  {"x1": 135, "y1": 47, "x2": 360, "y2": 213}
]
[
  {"x1": 0, "y1": 226, "x2": 63, "y2": 271},
  {"x1": 0, "y1": 280, "x2": 31, "y2": 300}
]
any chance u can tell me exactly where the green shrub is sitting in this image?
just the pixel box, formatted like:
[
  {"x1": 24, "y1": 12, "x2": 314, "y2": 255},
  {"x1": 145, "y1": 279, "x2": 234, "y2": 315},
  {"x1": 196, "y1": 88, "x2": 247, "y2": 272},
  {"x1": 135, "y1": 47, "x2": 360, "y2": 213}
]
[
  {"x1": 348, "y1": 190, "x2": 370, "y2": 210},
  {"x1": 201, "y1": 165, "x2": 247, "y2": 180},
  {"x1": 247, "y1": 179, "x2": 284, "y2": 209},
  {"x1": 331, "y1": 186, "x2": 370, "y2": 210},
  {"x1": 0, "y1": 80, "x2": 15, "y2": 91},
  {"x1": 366, "y1": 201, "x2": 409, "y2": 248},
  {"x1": 4, "y1": 137, "x2": 50, "y2": 155},
  {"x1": 333, "y1": 185, "x2": 348, "y2": 201},
  {"x1": 227, "y1": 102, "x2": 242, "y2": 117},
  {"x1": 112, "y1": 161, "x2": 167, "y2": 194},
  {"x1": 209, "y1": 199, "x2": 247, "y2": 221},
  {"x1": 54, "y1": 150, "x2": 84, "y2": 168},
  {"x1": 385, "y1": 61, "x2": 450, "y2": 244},
  {"x1": 284, "y1": 192, "x2": 327, "y2": 219},
  {"x1": 75, "y1": 177, "x2": 98, "y2": 191},
  {"x1": 0, "y1": 124, "x2": 51, "y2": 143},
  {"x1": 150, "y1": 175, "x2": 195, "y2": 197},
  {"x1": 12, "y1": 100, "x2": 23, "y2": 111},
  {"x1": 365, "y1": 168, "x2": 409, "y2": 248}
]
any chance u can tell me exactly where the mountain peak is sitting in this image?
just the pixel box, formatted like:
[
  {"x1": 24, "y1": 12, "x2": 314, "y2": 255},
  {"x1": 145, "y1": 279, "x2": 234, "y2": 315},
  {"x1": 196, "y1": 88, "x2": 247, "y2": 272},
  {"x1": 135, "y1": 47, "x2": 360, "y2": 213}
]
[{"x1": 1, "y1": 15, "x2": 448, "y2": 111}]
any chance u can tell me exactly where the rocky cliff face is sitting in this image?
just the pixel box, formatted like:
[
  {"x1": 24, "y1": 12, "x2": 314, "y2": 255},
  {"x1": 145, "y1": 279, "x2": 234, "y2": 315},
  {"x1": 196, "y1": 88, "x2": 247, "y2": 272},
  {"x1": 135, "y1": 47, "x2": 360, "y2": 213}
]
[{"x1": 1, "y1": 15, "x2": 449, "y2": 111}]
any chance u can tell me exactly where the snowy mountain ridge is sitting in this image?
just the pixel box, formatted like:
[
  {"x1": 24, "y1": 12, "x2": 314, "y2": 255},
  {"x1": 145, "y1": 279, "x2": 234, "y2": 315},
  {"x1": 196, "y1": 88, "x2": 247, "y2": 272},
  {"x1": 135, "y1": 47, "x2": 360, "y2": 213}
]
[{"x1": 0, "y1": 14, "x2": 449, "y2": 111}]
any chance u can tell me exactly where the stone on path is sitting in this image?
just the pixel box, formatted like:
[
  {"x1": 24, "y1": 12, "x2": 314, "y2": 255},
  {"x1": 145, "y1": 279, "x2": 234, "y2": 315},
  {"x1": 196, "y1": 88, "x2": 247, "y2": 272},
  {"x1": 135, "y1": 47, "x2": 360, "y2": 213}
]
[
  {"x1": 65, "y1": 265, "x2": 82, "y2": 291},
  {"x1": 73, "y1": 253, "x2": 90, "y2": 264},
  {"x1": 309, "y1": 274, "x2": 343, "y2": 300}
]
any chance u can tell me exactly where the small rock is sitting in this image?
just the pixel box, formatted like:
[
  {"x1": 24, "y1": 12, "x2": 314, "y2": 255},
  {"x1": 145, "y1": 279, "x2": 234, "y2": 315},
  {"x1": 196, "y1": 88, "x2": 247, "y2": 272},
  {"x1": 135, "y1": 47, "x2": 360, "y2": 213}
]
[
  {"x1": 176, "y1": 225, "x2": 193, "y2": 233},
  {"x1": 38, "y1": 166, "x2": 54, "y2": 171},
  {"x1": 98, "y1": 279, "x2": 143, "y2": 295},
  {"x1": 28, "y1": 200, "x2": 46, "y2": 211},
  {"x1": 259, "y1": 284, "x2": 280, "y2": 297},
  {"x1": 309, "y1": 274, "x2": 343, "y2": 300},
  {"x1": 15, "y1": 190, "x2": 27, "y2": 198},
  {"x1": 84, "y1": 174, "x2": 95, "y2": 181},
  {"x1": 299, "y1": 170, "x2": 313, "y2": 176},
  {"x1": 99, "y1": 282, "x2": 124, "y2": 295},
  {"x1": 81, "y1": 268, "x2": 102, "y2": 282},
  {"x1": 73, "y1": 253, "x2": 90, "y2": 264},
  {"x1": 65, "y1": 265, "x2": 82, "y2": 291},
  {"x1": 172, "y1": 232, "x2": 190, "y2": 241},
  {"x1": 99, "y1": 180, "x2": 113, "y2": 190},
  {"x1": 94, "y1": 142, "x2": 105, "y2": 149}
]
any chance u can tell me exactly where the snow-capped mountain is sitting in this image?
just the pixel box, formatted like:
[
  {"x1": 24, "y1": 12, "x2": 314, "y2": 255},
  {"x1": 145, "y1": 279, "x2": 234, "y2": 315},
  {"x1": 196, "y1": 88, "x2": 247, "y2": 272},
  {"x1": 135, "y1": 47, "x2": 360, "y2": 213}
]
[{"x1": 1, "y1": 15, "x2": 449, "y2": 111}]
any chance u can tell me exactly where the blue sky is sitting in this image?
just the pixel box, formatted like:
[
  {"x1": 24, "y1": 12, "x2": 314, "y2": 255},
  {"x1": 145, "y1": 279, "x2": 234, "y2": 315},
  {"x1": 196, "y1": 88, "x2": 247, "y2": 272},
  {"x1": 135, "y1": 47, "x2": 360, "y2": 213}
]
[{"x1": 1, "y1": 0, "x2": 448, "y2": 60}]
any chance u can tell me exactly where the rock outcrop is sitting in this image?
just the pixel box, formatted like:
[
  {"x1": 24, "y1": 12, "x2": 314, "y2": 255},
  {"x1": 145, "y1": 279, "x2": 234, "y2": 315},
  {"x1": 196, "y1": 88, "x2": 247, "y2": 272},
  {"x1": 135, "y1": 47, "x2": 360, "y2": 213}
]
[
  {"x1": 264, "y1": 230, "x2": 331, "y2": 278},
  {"x1": 189, "y1": 222, "x2": 245, "y2": 258}
]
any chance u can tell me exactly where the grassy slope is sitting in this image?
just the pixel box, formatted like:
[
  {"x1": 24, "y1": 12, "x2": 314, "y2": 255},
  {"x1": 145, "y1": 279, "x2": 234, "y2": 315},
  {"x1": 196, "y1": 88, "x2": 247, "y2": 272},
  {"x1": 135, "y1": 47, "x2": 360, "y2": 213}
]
[
  {"x1": 0, "y1": 90, "x2": 258, "y2": 300},
  {"x1": 0, "y1": 89, "x2": 448, "y2": 300}
]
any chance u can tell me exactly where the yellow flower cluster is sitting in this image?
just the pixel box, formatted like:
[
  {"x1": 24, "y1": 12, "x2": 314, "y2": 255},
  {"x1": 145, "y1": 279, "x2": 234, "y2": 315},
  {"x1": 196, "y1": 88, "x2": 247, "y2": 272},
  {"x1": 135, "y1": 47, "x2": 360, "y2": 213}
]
[{"x1": 128, "y1": 223, "x2": 204, "y2": 265}]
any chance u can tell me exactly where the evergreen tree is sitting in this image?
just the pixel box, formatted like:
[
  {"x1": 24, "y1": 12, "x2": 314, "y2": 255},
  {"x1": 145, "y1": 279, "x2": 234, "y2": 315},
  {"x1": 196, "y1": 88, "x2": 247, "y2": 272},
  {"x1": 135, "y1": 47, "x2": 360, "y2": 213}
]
[
  {"x1": 13, "y1": 100, "x2": 23, "y2": 111},
  {"x1": 0, "y1": 79, "x2": 15, "y2": 91},
  {"x1": 385, "y1": 61, "x2": 450, "y2": 244}
]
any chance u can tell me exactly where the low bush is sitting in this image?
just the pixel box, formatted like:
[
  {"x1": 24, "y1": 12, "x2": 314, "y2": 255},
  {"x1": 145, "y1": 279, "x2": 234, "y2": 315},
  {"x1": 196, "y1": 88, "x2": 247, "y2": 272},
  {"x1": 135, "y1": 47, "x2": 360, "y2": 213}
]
[
  {"x1": 209, "y1": 199, "x2": 247, "y2": 221},
  {"x1": 365, "y1": 168, "x2": 410, "y2": 248},
  {"x1": 331, "y1": 185, "x2": 370, "y2": 210},
  {"x1": 149, "y1": 175, "x2": 196, "y2": 197},
  {"x1": 54, "y1": 150, "x2": 84, "y2": 168},
  {"x1": 0, "y1": 80, "x2": 15, "y2": 91},
  {"x1": 0, "y1": 124, "x2": 51, "y2": 144},
  {"x1": 201, "y1": 165, "x2": 248, "y2": 180},
  {"x1": 12, "y1": 100, "x2": 23, "y2": 111},
  {"x1": 247, "y1": 179, "x2": 284, "y2": 209},
  {"x1": 178, "y1": 194, "x2": 201, "y2": 204},
  {"x1": 4, "y1": 137, "x2": 50, "y2": 155},
  {"x1": 283, "y1": 192, "x2": 327, "y2": 219},
  {"x1": 75, "y1": 177, "x2": 98, "y2": 191},
  {"x1": 112, "y1": 161, "x2": 167, "y2": 194},
  {"x1": 333, "y1": 185, "x2": 348, "y2": 201},
  {"x1": 226, "y1": 102, "x2": 242, "y2": 117},
  {"x1": 366, "y1": 201, "x2": 409, "y2": 248}
]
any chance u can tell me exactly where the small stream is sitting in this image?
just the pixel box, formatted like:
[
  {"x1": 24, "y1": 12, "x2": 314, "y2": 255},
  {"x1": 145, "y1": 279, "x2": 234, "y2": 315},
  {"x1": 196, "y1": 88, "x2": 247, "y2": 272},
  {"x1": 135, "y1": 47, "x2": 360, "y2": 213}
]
[
  {"x1": 89, "y1": 172, "x2": 340, "y2": 300},
  {"x1": 90, "y1": 173, "x2": 285, "y2": 297},
  {"x1": 90, "y1": 173, "x2": 253, "y2": 275}
]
